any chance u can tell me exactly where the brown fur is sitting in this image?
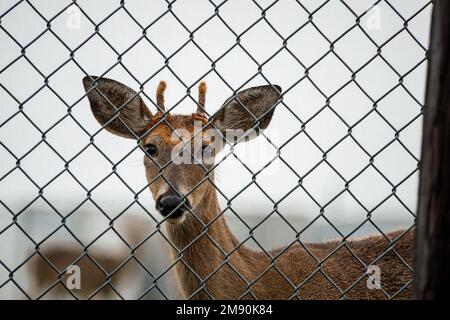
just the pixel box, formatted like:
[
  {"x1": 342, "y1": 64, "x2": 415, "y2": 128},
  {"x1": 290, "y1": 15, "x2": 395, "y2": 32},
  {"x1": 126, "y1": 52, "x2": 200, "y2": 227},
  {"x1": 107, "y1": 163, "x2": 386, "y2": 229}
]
[
  {"x1": 142, "y1": 115, "x2": 414, "y2": 300},
  {"x1": 164, "y1": 185, "x2": 414, "y2": 300}
]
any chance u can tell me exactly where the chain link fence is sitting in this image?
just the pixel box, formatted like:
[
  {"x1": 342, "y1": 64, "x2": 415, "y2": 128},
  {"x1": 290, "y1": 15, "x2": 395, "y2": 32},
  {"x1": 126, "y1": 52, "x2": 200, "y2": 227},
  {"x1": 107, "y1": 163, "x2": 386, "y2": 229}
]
[{"x1": 0, "y1": 0, "x2": 432, "y2": 299}]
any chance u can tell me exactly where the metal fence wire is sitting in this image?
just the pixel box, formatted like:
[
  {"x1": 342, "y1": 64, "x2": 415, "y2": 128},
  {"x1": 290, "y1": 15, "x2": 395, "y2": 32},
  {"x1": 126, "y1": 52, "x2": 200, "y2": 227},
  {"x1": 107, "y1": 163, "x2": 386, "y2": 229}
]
[{"x1": 0, "y1": 0, "x2": 432, "y2": 299}]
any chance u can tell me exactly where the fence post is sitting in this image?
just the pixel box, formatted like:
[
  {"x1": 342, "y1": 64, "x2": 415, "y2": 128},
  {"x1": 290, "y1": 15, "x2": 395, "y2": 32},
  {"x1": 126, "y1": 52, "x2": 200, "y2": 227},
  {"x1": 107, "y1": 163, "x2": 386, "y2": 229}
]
[{"x1": 415, "y1": 0, "x2": 450, "y2": 299}]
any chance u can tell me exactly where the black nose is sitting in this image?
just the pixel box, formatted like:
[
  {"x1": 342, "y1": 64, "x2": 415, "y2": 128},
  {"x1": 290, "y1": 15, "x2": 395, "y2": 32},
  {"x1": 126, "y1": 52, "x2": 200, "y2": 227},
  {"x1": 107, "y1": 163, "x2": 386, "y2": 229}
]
[{"x1": 156, "y1": 194, "x2": 188, "y2": 219}]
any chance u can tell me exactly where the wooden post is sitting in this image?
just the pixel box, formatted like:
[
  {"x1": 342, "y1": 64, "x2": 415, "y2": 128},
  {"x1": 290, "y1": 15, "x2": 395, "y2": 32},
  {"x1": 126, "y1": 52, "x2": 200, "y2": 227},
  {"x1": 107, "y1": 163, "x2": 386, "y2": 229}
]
[{"x1": 415, "y1": 0, "x2": 450, "y2": 299}]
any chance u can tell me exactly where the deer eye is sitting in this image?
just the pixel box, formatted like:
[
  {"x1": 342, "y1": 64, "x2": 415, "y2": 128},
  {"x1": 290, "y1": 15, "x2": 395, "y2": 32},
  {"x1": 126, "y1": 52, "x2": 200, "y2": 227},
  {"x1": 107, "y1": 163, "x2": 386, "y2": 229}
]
[{"x1": 144, "y1": 143, "x2": 158, "y2": 157}]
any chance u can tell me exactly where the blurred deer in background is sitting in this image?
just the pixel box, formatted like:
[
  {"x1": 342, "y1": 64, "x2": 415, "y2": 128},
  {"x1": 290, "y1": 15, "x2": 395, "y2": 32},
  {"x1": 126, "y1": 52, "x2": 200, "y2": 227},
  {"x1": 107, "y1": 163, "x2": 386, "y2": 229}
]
[
  {"x1": 29, "y1": 215, "x2": 151, "y2": 299},
  {"x1": 83, "y1": 76, "x2": 414, "y2": 299}
]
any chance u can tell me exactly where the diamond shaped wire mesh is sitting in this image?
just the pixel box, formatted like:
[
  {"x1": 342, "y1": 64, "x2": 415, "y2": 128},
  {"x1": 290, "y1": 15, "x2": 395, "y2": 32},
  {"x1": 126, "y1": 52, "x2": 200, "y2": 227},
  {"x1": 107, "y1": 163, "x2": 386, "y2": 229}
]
[{"x1": 0, "y1": 0, "x2": 432, "y2": 299}]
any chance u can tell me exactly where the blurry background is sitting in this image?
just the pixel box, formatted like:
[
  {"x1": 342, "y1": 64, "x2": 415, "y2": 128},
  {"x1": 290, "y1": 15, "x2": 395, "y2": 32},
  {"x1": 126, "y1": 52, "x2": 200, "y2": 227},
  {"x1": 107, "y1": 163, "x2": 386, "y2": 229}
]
[{"x1": 0, "y1": 0, "x2": 431, "y2": 299}]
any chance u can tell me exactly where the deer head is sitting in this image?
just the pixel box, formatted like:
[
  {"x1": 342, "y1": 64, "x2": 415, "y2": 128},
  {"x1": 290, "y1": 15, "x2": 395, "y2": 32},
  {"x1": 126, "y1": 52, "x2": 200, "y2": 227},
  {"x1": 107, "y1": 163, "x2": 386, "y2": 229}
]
[{"x1": 82, "y1": 76, "x2": 282, "y2": 224}]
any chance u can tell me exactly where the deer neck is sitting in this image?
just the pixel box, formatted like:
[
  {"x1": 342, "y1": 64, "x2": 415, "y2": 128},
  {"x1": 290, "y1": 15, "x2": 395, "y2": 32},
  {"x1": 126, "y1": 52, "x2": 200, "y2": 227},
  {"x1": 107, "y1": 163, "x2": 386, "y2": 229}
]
[{"x1": 164, "y1": 185, "x2": 249, "y2": 298}]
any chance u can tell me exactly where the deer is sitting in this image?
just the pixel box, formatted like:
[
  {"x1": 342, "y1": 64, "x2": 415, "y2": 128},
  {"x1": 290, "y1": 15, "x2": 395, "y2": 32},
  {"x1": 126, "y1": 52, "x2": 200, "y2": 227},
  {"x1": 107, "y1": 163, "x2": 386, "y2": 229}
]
[{"x1": 82, "y1": 76, "x2": 414, "y2": 300}]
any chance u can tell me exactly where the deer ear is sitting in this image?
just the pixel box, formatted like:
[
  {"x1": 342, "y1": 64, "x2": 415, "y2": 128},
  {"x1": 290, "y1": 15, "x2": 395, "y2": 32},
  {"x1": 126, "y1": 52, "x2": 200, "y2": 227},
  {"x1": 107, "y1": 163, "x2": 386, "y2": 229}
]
[
  {"x1": 83, "y1": 76, "x2": 152, "y2": 139},
  {"x1": 211, "y1": 84, "x2": 282, "y2": 140}
]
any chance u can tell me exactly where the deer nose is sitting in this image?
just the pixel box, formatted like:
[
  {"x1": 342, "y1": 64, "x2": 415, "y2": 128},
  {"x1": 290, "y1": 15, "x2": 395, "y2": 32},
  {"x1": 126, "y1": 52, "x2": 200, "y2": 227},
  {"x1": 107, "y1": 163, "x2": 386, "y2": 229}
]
[{"x1": 156, "y1": 194, "x2": 189, "y2": 219}]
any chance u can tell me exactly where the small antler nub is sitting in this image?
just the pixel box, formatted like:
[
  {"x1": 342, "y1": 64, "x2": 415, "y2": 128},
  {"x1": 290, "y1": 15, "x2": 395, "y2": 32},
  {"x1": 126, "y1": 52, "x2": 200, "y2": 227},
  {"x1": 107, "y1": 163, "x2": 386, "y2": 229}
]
[
  {"x1": 197, "y1": 81, "x2": 207, "y2": 114},
  {"x1": 156, "y1": 80, "x2": 167, "y2": 112}
]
